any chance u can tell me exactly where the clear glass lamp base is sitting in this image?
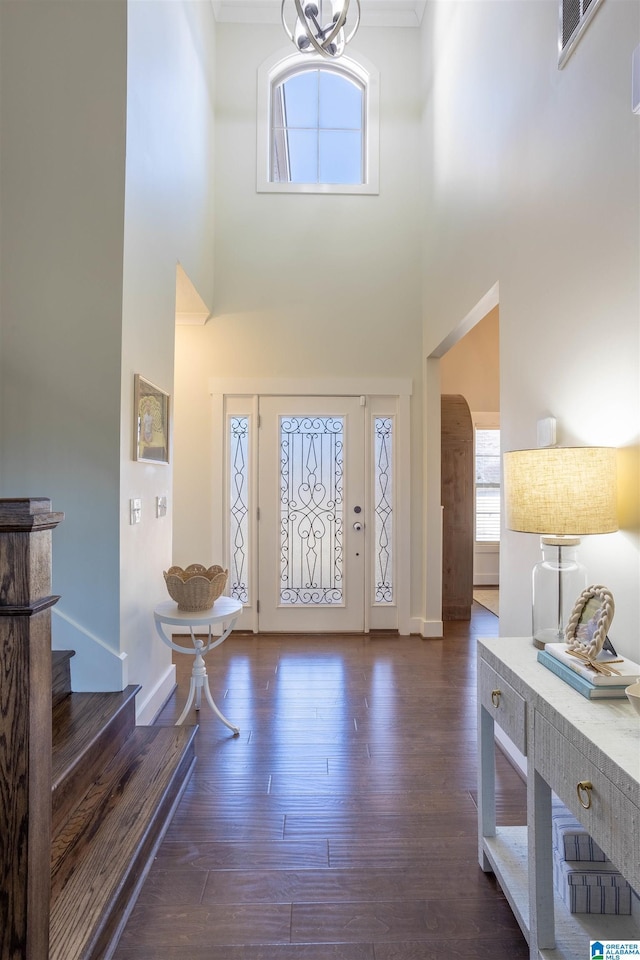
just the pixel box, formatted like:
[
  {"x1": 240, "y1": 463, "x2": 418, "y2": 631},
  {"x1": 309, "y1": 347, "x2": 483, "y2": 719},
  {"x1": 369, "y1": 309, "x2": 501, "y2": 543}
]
[{"x1": 532, "y1": 537, "x2": 587, "y2": 650}]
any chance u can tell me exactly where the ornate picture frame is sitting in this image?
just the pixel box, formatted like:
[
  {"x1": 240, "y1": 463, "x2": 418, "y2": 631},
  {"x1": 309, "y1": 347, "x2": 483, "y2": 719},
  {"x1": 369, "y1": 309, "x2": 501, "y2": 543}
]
[
  {"x1": 565, "y1": 584, "x2": 615, "y2": 658},
  {"x1": 134, "y1": 375, "x2": 170, "y2": 464}
]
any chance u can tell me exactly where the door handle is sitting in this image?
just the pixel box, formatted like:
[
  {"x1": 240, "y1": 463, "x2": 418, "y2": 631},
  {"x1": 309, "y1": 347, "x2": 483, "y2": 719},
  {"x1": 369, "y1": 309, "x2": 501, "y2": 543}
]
[{"x1": 353, "y1": 521, "x2": 363, "y2": 532}]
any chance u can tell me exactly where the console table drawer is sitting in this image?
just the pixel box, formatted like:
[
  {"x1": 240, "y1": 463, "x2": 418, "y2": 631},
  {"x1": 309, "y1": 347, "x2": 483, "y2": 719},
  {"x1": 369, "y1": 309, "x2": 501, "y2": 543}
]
[
  {"x1": 479, "y1": 660, "x2": 526, "y2": 754},
  {"x1": 534, "y1": 711, "x2": 640, "y2": 890}
]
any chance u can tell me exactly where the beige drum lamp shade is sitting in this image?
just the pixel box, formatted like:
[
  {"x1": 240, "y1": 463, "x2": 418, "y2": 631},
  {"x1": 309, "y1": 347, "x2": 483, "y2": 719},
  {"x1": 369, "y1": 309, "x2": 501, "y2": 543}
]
[{"x1": 503, "y1": 446, "x2": 618, "y2": 537}]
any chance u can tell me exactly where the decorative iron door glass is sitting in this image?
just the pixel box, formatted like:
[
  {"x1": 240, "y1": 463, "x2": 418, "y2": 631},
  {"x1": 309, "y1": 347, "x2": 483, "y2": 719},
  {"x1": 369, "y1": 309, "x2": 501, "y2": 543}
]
[
  {"x1": 280, "y1": 413, "x2": 344, "y2": 605},
  {"x1": 258, "y1": 396, "x2": 365, "y2": 631}
]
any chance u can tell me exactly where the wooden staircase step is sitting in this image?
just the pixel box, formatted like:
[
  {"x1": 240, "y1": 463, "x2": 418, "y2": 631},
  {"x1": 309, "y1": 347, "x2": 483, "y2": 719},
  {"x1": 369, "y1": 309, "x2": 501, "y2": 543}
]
[
  {"x1": 52, "y1": 686, "x2": 140, "y2": 838},
  {"x1": 49, "y1": 723, "x2": 197, "y2": 960}
]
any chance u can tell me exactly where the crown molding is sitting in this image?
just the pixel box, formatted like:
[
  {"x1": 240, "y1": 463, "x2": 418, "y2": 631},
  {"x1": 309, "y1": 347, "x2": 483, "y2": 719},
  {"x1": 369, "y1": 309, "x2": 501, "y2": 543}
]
[{"x1": 211, "y1": 1, "x2": 426, "y2": 28}]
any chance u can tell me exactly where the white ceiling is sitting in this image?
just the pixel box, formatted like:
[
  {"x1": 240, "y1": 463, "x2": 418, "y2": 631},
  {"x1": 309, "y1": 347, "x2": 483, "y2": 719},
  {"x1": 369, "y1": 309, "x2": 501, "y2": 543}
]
[{"x1": 211, "y1": 1, "x2": 426, "y2": 28}]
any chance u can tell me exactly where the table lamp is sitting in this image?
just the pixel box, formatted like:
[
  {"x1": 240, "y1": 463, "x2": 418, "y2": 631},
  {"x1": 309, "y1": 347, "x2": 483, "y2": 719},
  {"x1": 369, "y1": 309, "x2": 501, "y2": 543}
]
[{"x1": 503, "y1": 446, "x2": 618, "y2": 648}]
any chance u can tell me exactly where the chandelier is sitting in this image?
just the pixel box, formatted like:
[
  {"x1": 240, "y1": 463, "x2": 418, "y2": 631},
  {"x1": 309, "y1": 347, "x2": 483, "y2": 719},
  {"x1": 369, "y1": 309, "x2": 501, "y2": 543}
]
[{"x1": 281, "y1": 1, "x2": 361, "y2": 59}]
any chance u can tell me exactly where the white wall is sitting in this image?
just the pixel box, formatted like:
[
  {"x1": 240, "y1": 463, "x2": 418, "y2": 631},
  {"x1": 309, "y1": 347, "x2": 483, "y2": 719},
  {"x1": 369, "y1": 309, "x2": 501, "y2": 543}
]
[
  {"x1": 0, "y1": 0, "x2": 218, "y2": 712},
  {"x1": 121, "y1": 1, "x2": 217, "y2": 720},
  {"x1": 173, "y1": 23, "x2": 426, "y2": 624},
  {"x1": 0, "y1": 0, "x2": 127, "y2": 668},
  {"x1": 420, "y1": 1, "x2": 640, "y2": 658},
  {"x1": 3, "y1": 0, "x2": 636, "y2": 671},
  {"x1": 440, "y1": 306, "x2": 499, "y2": 412}
]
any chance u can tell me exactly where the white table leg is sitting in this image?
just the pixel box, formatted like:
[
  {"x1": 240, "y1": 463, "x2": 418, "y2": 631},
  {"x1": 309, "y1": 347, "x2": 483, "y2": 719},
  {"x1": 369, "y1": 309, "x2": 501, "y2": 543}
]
[
  {"x1": 174, "y1": 635, "x2": 240, "y2": 735},
  {"x1": 202, "y1": 678, "x2": 240, "y2": 736},
  {"x1": 478, "y1": 703, "x2": 496, "y2": 872},
  {"x1": 155, "y1": 603, "x2": 242, "y2": 733},
  {"x1": 175, "y1": 676, "x2": 198, "y2": 725},
  {"x1": 528, "y1": 767, "x2": 555, "y2": 953}
]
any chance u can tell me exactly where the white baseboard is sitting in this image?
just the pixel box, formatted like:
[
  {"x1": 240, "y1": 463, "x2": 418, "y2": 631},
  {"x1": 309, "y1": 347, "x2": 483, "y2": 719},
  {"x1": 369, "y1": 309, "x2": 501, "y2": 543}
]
[
  {"x1": 135, "y1": 663, "x2": 177, "y2": 725},
  {"x1": 410, "y1": 617, "x2": 444, "y2": 638},
  {"x1": 473, "y1": 576, "x2": 499, "y2": 586}
]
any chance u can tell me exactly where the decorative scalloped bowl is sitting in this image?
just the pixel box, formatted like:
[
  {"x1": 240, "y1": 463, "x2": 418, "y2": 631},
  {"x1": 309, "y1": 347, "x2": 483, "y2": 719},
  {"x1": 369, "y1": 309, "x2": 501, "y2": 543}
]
[
  {"x1": 625, "y1": 681, "x2": 640, "y2": 717},
  {"x1": 163, "y1": 564, "x2": 228, "y2": 611}
]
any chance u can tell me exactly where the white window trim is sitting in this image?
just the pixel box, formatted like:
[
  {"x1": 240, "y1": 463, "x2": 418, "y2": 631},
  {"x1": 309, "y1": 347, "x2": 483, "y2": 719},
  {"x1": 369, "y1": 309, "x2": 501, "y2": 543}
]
[{"x1": 256, "y1": 47, "x2": 380, "y2": 195}]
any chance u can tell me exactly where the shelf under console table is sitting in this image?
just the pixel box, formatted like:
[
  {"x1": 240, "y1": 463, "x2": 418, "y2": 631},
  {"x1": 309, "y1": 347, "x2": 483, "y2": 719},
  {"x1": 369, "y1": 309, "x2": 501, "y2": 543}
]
[{"x1": 478, "y1": 637, "x2": 640, "y2": 960}]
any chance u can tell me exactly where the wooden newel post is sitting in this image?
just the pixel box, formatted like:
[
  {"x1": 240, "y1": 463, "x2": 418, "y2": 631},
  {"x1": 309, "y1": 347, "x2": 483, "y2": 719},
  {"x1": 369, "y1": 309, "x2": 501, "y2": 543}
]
[{"x1": 0, "y1": 499, "x2": 64, "y2": 960}]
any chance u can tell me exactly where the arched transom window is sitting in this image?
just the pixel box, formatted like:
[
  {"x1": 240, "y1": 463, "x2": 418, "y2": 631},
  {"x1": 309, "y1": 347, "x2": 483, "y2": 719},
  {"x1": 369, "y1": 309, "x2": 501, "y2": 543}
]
[
  {"x1": 272, "y1": 67, "x2": 363, "y2": 185},
  {"x1": 257, "y1": 51, "x2": 379, "y2": 195}
]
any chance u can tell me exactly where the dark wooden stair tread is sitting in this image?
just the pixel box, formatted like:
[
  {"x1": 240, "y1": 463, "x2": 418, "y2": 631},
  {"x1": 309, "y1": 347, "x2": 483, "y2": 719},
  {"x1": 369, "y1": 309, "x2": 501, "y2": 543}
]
[
  {"x1": 50, "y1": 723, "x2": 197, "y2": 960},
  {"x1": 49, "y1": 659, "x2": 197, "y2": 959},
  {"x1": 53, "y1": 687, "x2": 139, "y2": 787},
  {"x1": 52, "y1": 686, "x2": 140, "y2": 837}
]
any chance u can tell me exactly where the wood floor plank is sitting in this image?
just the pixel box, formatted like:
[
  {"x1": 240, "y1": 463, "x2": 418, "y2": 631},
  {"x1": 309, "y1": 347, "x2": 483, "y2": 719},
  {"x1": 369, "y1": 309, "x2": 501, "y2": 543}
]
[
  {"x1": 171, "y1": 788, "x2": 480, "y2": 816},
  {"x1": 172, "y1": 781, "x2": 482, "y2": 823},
  {"x1": 191, "y1": 755, "x2": 333, "y2": 774},
  {"x1": 282, "y1": 811, "x2": 479, "y2": 840},
  {"x1": 115, "y1": 944, "x2": 375, "y2": 959},
  {"x1": 291, "y1": 896, "x2": 521, "y2": 943},
  {"x1": 197, "y1": 865, "x2": 507, "y2": 905},
  {"x1": 269, "y1": 768, "x2": 480, "y2": 794},
  {"x1": 164, "y1": 812, "x2": 286, "y2": 842},
  {"x1": 113, "y1": 612, "x2": 529, "y2": 959},
  {"x1": 114, "y1": 902, "x2": 293, "y2": 946},
  {"x1": 134, "y1": 867, "x2": 209, "y2": 905},
  {"x1": 328, "y1": 835, "x2": 479, "y2": 867},
  {"x1": 374, "y1": 938, "x2": 530, "y2": 959},
  {"x1": 153, "y1": 839, "x2": 330, "y2": 870},
  {"x1": 186, "y1": 770, "x2": 272, "y2": 792}
]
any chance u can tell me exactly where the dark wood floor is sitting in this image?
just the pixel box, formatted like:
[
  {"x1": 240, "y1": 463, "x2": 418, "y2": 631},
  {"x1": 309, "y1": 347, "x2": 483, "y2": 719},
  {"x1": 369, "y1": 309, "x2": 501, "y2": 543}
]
[{"x1": 114, "y1": 603, "x2": 528, "y2": 959}]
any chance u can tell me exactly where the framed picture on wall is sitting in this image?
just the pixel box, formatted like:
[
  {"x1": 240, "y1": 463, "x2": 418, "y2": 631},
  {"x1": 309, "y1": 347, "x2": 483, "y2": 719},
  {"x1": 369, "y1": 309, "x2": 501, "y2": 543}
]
[{"x1": 134, "y1": 374, "x2": 170, "y2": 464}]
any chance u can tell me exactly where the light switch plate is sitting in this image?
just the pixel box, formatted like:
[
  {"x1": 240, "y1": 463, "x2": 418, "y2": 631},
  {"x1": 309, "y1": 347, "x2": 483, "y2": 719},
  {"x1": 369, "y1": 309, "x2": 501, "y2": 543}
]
[
  {"x1": 130, "y1": 498, "x2": 142, "y2": 525},
  {"x1": 156, "y1": 495, "x2": 167, "y2": 518}
]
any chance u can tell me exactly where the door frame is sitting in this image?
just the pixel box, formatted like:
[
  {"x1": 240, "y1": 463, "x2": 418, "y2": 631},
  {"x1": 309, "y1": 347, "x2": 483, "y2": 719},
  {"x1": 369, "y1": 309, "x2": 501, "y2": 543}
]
[
  {"x1": 209, "y1": 377, "x2": 412, "y2": 634},
  {"x1": 424, "y1": 282, "x2": 500, "y2": 638}
]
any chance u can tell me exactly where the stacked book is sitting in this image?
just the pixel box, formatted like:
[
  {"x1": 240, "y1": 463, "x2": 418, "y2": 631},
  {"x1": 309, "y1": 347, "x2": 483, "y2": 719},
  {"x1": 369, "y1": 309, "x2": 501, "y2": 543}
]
[{"x1": 537, "y1": 643, "x2": 640, "y2": 699}]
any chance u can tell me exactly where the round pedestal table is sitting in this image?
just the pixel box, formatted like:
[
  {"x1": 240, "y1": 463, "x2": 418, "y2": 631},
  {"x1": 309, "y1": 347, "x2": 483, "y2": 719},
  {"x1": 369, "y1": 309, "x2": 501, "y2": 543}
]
[{"x1": 153, "y1": 596, "x2": 242, "y2": 734}]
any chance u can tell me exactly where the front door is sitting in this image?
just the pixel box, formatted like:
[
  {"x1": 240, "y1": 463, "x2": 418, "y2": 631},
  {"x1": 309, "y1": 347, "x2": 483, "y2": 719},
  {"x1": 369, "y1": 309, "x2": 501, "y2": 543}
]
[{"x1": 258, "y1": 396, "x2": 365, "y2": 632}]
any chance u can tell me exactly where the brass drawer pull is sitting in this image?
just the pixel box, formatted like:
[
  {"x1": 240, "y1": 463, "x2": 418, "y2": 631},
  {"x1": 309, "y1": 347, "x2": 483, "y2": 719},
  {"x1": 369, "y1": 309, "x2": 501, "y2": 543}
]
[
  {"x1": 577, "y1": 780, "x2": 593, "y2": 809},
  {"x1": 491, "y1": 689, "x2": 501, "y2": 708}
]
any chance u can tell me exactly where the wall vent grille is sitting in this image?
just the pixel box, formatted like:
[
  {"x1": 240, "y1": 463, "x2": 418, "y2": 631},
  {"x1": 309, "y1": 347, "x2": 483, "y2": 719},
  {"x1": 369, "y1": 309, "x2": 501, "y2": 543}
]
[{"x1": 559, "y1": 0, "x2": 605, "y2": 67}]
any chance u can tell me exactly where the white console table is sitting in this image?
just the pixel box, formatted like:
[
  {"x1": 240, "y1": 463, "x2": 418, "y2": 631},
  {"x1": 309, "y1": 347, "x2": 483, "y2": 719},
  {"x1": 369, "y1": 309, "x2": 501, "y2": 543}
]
[
  {"x1": 478, "y1": 637, "x2": 640, "y2": 959},
  {"x1": 154, "y1": 597, "x2": 242, "y2": 733}
]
